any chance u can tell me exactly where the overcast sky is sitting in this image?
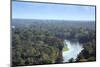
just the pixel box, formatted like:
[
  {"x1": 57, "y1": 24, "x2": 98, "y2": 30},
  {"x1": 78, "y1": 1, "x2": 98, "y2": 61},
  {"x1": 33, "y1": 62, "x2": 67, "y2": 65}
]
[{"x1": 12, "y1": 1, "x2": 95, "y2": 21}]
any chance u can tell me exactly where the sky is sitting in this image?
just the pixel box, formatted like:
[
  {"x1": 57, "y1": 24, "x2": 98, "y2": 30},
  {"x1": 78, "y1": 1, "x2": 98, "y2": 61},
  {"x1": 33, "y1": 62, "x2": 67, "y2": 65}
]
[{"x1": 12, "y1": 1, "x2": 95, "y2": 21}]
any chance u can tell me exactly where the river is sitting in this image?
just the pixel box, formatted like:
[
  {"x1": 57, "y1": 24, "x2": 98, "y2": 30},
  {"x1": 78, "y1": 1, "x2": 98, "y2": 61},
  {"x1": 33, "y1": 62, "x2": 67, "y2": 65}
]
[{"x1": 63, "y1": 40, "x2": 84, "y2": 62}]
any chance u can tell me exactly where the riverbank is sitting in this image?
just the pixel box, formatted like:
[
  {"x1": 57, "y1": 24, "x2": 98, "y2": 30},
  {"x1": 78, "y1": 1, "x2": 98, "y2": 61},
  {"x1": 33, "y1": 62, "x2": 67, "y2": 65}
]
[{"x1": 63, "y1": 41, "x2": 69, "y2": 51}]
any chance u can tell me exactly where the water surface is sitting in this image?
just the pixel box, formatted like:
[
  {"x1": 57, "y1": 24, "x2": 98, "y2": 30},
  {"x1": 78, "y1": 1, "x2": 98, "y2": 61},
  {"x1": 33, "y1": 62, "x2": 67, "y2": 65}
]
[{"x1": 63, "y1": 40, "x2": 84, "y2": 62}]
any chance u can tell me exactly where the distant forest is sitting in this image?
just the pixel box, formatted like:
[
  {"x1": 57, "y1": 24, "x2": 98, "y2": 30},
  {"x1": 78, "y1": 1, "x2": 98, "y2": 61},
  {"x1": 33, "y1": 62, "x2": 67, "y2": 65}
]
[{"x1": 12, "y1": 19, "x2": 96, "y2": 66}]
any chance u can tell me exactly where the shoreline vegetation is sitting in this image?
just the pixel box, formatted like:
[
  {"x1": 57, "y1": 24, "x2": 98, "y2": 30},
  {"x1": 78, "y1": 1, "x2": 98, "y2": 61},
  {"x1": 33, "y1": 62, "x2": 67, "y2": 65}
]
[{"x1": 63, "y1": 45, "x2": 69, "y2": 51}]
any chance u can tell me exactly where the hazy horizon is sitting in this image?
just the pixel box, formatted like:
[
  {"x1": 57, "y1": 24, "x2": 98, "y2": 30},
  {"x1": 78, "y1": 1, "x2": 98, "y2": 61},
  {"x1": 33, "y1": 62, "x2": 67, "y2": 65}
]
[{"x1": 12, "y1": 18, "x2": 95, "y2": 22}]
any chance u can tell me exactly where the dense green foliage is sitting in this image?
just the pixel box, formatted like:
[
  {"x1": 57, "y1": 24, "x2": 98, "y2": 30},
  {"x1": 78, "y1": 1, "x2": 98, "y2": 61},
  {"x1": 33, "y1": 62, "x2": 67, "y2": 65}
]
[
  {"x1": 76, "y1": 37, "x2": 96, "y2": 62},
  {"x1": 12, "y1": 26, "x2": 64, "y2": 66},
  {"x1": 12, "y1": 19, "x2": 96, "y2": 66}
]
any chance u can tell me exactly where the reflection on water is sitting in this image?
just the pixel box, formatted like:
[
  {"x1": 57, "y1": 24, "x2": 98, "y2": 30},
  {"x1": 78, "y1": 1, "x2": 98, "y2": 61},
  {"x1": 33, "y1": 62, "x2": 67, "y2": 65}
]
[{"x1": 63, "y1": 40, "x2": 84, "y2": 62}]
